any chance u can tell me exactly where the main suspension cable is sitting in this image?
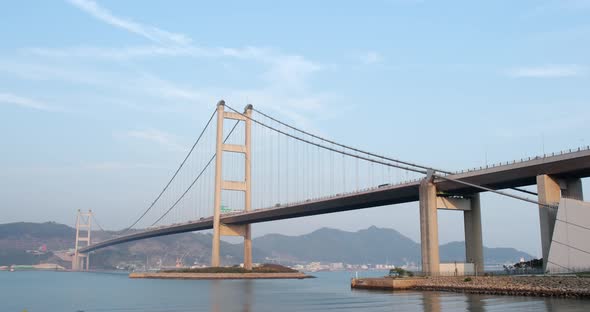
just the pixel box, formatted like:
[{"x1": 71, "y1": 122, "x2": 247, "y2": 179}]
[
  {"x1": 253, "y1": 107, "x2": 450, "y2": 174},
  {"x1": 229, "y1": 105, "x2": 549, "y2": 208},
  {"x1": 92, "y1": 214, "x2": 106, "y2": 232},
  {"x1": 435, "y1": 174, "x2": 556, "y2": 209},
  {"x1": 226, "y1": 105, "x2": 428, "y2": 174},
  {"x1": 122, "y1": 108, "x2": 217, "y2": 233},
  {"x1": 253, "y1": 107, "x2": 536, "y2": 196},
  {"x1": 150, "y1": 120, "x2": 241, "y2": 226}
]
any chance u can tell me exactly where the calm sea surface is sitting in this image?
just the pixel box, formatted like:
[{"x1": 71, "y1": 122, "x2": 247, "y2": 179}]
[{"x1": 1, "y1": 271, "x2": 589, "y2": 312}]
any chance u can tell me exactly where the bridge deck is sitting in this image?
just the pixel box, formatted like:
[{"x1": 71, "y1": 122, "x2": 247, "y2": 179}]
[{"x1": 80, "y1": 148, "x2": 590, "y2": 253}]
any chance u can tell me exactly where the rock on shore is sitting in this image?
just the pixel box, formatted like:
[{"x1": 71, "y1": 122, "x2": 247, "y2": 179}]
[
  {"x1": 352, "y1": 276, "x2": 590, "y2": 298},
  {"x1": 416, "y1": 276, "x2": 590, "y2": 298}
]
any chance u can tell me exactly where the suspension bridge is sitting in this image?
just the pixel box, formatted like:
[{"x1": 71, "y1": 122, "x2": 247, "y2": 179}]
[{"x1": 73, "y1": 101, "x2": 590, "y2": 274}]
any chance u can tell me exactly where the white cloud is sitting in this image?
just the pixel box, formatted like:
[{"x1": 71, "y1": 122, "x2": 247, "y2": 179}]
[
  {"x1": 18, "y1": 1, "x2": 330, "y2": 127},
  {"x1": 82, "y1": 162, "x2": 160, "y2": 170},
  {"x1": 0, "y1": 92, "x2": 54, "y2": 111},
  {"x1": 28, "y1": 46, "x2": 322, "y2": 96},
  {"x1": 26, "y1": 45, "x2": 206, "y2": 60},
  {"x1": 67, "y1": 0, "x2": 191, "y2": 46},
  {"x1": 3, "y1": 162, "x2": 161, "y2": 174},
  {"x1": 38, "y1": 2, "x2": 323, "y2": 89},
  {"x1": 492, "y1": 107, "x2": 590, "y2": 139},
  {"x1": 263, "y1": 55, "x2": 321, "y2": 90},
  {"x1": 124, "y1": 129, "x2": 185, "y2": 152},
  {"x1": 507, "y1": 65, "x2": 585, "y2": 78},
  {"x1": 360, "y1": 51, "x2": 382, "y2": 65},
  {"x1": 0, "y1": 60, "x2": 109, "y2": 86},
  {"x1": 137, "y1": 73, "x2": 212, "y2": 103},
  {"x1": 26, "y1": 45, "x2": 321, "y2": 86},
  {"x1": 27, "y1": 45, "x2": 270, "y2": 61},
  {"x1": 527, "y1": 0, "x2": 590, "y2": 18}
]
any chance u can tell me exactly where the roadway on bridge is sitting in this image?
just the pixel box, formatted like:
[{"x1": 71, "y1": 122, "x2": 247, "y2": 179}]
[{"x1": 79, "y1": 148, "x2": 590, "y2": 253}]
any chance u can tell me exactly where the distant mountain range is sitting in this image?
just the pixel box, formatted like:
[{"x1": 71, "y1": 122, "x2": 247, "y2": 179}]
[
  {"x1": 0, "y1": 222, "x2": 532, "y2": 268},
  {"x1": 253, "y1": 226, "x2": 532, "y2": 265}
]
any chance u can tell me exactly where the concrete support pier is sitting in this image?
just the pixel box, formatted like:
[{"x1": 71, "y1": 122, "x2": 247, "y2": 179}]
[
  {"x1": 419, "y1": 178, "x2": 439, "y2": 274},
  {"x1": 463, "y1": 193, "x2": 484, "y2": 274},
  {"x1": 72, "y1": 254, "x2": 89, "y2": 271},
  {"x1": 72, "y1": 255, "x2": 79, "y2": 271},
  {"x1": 537, "y1": 174, "x2": 584, "y2": 270}
]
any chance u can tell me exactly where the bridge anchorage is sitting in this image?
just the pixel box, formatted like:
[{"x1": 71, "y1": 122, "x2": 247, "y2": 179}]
[{"x1": 72, "y1": 100, "x2": 590, "y2": 274}]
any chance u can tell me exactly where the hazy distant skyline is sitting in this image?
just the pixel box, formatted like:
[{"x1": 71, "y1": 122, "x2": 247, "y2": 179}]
[{"x1": 1, "y1": 0, "x2": 590, "y2": 256}]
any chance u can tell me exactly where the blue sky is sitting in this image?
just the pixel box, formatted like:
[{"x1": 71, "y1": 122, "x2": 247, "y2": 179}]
[{"x1": 1, "y1": 0, "x2": 590, "y2": 256}]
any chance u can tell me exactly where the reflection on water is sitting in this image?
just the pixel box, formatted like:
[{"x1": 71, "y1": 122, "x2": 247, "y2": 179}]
[
  {"x1": 0, "y1": 271, "x2": 588, "y2": 312},
  {"x1": 464, "y1": 293, "x2": 484, "y2": 312},
  {"x1": 211, "y1": 279, "x2": 252, "y2": 312},
  {"x1": 422, "y1": 291, "x2": 442, "y2": 312}
]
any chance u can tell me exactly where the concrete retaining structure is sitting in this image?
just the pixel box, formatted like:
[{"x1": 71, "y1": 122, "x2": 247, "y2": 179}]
[{"x1": 351, "y1": 277, "x2": 423, "y2": 290}]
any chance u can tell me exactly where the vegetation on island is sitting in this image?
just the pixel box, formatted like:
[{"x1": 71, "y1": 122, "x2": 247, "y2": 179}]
[
  {"x1": 502, "y1": 258, "x2": 543, "y2": 274},
  {"x1": 388, "y1": 267, "x2": 414, "y2": 278},
  {"x1": 162, "y1": 263, "x2": 299, "y2": 274},
  {"x1": 513, "y1": 258, "x2": 543, "y2": 269}
]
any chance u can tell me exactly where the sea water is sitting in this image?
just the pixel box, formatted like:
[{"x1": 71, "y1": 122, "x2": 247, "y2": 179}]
[{"x1": 0, "y1": 271, "x2": 588, "y2": 311}]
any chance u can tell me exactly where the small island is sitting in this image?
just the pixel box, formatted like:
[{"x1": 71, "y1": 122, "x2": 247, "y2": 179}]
[{"x1": 129, "y1": 264, "x2": 313, "y2": 280}]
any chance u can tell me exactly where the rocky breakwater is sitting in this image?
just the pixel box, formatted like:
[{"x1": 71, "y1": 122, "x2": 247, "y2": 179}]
[{"x1": 416, "y1": 276, "x2": 590, "y2": 298}]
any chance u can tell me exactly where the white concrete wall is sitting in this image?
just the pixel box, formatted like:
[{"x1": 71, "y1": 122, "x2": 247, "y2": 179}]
[
  {"x1": 439, "y1": 262, "x2": 475, "y2": 276},
  {"x1": 547, "y1": 198, "x2": 590, "y2": 273}
]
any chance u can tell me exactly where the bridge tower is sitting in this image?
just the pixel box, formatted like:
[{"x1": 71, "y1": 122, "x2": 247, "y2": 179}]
[
  {"x1": 211, "y1": 101, "x2": 253, "y2": 269},
  {"x1": 72, "y1": 209, "x2": 92, "y2": 271}
]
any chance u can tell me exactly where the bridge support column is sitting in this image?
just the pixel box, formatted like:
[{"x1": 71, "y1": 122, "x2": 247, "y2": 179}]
[
  {"x1": 419, "y1": 177, "x2": 440, "y2": 275},
  {"x1": 463, "y1": 193, "x2": 484, "y2": 274},
  {"x1": 537, "y1": 175, "x2": 584, "y2": 271},
  {"x1": 73, "y1": 254, "x2": 89, "y2": 271},
  {"x1": 244, "y1": 225, "x2": 252, "y2": 270},
  {"x1": 243, "y1": 104, "x2": 253, "y2": 270},
  {"x1": 211, "y1": 102, "x2": 225, "y2": 267},
  {"x1": 73, "y1": 255, "x2": 83, "y2": 271},
  {"x1": 211, "y1": 101, "x2": 253, "y2": 269}
]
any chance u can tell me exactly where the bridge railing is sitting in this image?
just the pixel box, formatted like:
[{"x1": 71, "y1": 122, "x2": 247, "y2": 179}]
[{"x1": 455, "y1": 145, "x2": 590, "y2": 175}]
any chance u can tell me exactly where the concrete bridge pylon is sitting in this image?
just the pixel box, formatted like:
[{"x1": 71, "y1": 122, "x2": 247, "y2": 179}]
[
  {"x1": 211, "y1": 101, "x2": 253, "y2": 269},
  {"x1": 72, "y1": 209, "x2": 92, "y2": 271}
]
